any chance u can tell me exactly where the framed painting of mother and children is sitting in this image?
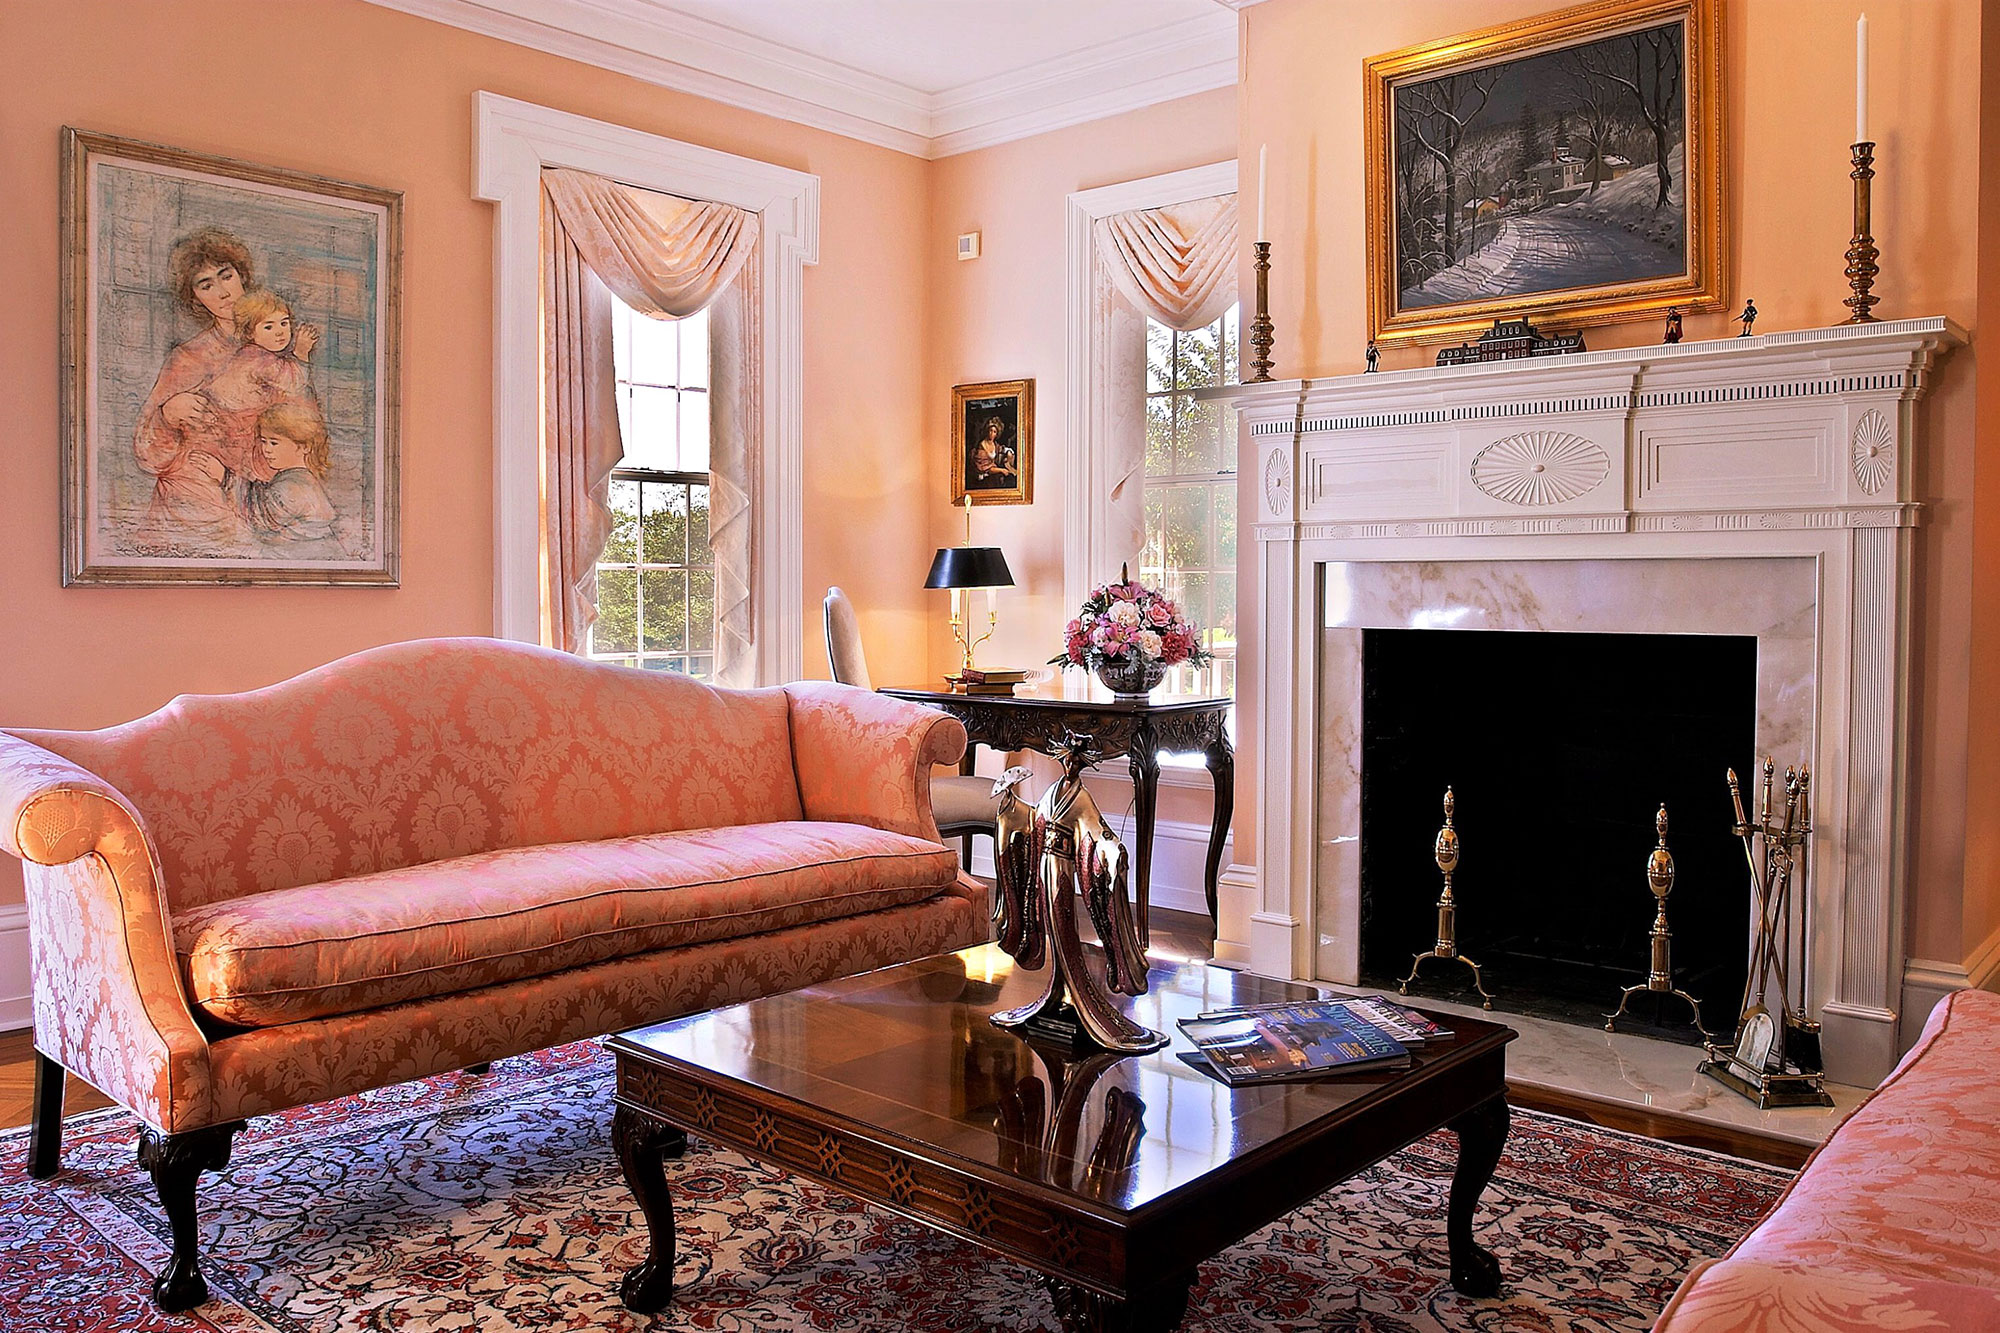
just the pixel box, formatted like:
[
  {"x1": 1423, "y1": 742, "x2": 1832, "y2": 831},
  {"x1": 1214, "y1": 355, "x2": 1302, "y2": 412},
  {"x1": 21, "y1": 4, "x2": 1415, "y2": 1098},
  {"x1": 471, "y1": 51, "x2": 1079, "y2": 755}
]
[{"x1": 61, "y1": 129, "x2": 402, "y2": 585}]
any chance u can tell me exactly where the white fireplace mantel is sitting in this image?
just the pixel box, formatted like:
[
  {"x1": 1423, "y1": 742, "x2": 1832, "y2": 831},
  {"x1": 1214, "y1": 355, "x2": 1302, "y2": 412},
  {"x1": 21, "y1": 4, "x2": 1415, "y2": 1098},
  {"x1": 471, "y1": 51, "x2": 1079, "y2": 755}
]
[{"x1": 1206, "y1": 317, "x2": 1963, "y2": 1087}]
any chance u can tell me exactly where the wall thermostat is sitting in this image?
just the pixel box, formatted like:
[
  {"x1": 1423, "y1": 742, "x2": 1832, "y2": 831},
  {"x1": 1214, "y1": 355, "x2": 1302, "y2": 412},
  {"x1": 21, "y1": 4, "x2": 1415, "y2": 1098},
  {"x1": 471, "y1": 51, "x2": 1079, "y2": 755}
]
[{"x1": 957, "y1": 231, "x2": 981, "y2": 261}]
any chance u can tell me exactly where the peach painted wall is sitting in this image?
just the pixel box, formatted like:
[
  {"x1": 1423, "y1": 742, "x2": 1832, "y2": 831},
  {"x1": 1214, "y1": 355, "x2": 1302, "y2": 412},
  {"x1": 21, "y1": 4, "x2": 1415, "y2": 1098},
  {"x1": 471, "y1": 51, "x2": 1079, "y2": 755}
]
[
  {"x1": 1967, "y1": 0, "x2": 2000, "y2": 980},
  {"x1": 1239, "y1": 0, "x2": 1988, "y2": 969},
  {"x1": 0, "y1": 0, "x2": 935, "y2": 907},
  {"x1": 921, "y1": 89, "x2": 1240, "y2": 833}
]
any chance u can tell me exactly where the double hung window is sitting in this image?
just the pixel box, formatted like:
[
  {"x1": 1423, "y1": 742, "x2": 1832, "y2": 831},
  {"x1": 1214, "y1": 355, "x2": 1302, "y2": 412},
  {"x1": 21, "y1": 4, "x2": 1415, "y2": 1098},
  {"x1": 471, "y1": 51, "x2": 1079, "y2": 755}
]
[{"x1": 587, "y1": 299, "x2": 714, "y2": 678}]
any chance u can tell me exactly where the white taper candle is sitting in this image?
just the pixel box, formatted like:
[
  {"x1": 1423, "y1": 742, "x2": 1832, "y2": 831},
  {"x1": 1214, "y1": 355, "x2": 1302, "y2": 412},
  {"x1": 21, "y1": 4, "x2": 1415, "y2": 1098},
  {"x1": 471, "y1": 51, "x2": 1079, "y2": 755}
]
[
  {"x1": 1257, "y1": 142, "x2": 1268, "y2": 242},
  {"x1": 1857, "y1": 13, "x2": 1869, "y2": 143}
]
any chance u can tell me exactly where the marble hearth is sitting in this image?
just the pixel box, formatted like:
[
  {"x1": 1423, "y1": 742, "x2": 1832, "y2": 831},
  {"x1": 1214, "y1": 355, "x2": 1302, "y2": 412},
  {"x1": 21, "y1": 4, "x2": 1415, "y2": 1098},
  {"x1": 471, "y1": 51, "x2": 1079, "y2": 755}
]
[{"x1": 1208, "y1": 318, "x2": 1962, "y2": 1089}]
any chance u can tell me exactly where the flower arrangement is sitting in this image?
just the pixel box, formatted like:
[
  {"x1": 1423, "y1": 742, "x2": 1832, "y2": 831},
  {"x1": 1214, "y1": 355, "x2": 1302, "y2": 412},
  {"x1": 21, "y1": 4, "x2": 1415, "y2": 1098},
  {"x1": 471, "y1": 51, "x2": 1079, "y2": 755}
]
[{"x1": 1051, "y1": 575, "x2": 1211, "y2": 676}]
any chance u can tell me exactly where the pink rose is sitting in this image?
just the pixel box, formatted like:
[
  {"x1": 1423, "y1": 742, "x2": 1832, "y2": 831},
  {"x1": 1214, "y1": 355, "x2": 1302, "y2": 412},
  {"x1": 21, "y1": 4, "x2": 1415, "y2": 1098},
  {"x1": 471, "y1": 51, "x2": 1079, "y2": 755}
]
[{"x1": 1146, "y1": 602, "x2": 1171, "y2": 627}]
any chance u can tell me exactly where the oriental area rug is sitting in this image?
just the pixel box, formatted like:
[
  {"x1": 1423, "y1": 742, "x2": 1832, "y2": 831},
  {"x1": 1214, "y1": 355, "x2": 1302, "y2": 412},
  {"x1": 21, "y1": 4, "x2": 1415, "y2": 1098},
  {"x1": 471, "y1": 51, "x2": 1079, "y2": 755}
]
[{"x1": 0, "y1": 1041, "x2": 1789, "y2": 1333}]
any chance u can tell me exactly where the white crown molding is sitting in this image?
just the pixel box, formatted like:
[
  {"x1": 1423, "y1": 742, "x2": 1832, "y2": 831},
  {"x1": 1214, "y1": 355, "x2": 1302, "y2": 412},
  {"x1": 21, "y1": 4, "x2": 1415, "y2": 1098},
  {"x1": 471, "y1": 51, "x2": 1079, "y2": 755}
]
[
  {"x1": 472, "y1": 92, "x2": 816, "y2": 684},
  {"x1": 364, "y1": 0, "x2": 1234, "y2": 159}
]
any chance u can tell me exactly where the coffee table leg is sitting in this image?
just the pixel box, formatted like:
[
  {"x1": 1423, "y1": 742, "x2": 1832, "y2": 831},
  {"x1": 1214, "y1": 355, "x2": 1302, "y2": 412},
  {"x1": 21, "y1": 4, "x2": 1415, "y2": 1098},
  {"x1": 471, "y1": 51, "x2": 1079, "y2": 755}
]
[
  {"x1": 613, "y1": 1104, "x2": 686, "y2": 1313},
  {"x1": 1446, "y1": 1095, "x2": 1509, "y2": 1297},
  {"x1": 1041, "y1": 1273, "x2": 1193, "y2": 1333}
]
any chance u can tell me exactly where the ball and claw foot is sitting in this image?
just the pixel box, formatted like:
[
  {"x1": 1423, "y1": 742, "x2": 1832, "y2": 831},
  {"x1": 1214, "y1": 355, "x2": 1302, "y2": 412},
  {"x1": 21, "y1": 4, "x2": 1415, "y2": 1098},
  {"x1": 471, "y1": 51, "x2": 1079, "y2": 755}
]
[{"x1": 1450, "y1": 1240, "x2": 1504, "y2": 1298}]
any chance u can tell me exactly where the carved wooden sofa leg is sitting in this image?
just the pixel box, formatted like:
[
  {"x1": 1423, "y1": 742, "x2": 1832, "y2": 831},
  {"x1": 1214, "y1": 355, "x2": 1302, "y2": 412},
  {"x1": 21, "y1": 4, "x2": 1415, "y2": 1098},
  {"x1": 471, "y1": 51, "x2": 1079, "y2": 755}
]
[
  {"x1": 27, "y1": 1052, "x2": 64, "y2": 1180},
  {"x1": 136, "y1": 1121, "x2": 246, "y2": 1312}
]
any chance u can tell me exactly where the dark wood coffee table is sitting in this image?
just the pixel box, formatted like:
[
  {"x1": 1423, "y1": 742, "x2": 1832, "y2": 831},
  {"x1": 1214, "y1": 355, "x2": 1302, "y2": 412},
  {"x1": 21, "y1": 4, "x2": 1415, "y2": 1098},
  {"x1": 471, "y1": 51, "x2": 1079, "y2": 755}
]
[{"x1": 608, "y1": 946, "x2": 1515, "y2": 1332}]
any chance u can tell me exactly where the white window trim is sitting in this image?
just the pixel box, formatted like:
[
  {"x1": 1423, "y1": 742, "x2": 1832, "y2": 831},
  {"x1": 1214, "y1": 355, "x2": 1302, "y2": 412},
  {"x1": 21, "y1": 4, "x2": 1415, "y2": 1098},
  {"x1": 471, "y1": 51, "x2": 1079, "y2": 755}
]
[
  {"x1": 1065, "y1": 161, "x2": 1238, "y2": 789},
  {"x1": 472, "y1": 91, "x2": 819, "y2": 684}
]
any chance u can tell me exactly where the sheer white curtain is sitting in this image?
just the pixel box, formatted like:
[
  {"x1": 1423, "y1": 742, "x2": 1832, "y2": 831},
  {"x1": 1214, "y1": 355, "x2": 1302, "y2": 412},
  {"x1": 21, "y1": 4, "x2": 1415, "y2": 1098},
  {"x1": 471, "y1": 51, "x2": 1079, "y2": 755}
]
[
  {"x1": 540, "y1": 167, "x2": 760, "y2": 682},
  {"x1": 1089, "y1": 193, "x2": 1239, "y2": 568}
]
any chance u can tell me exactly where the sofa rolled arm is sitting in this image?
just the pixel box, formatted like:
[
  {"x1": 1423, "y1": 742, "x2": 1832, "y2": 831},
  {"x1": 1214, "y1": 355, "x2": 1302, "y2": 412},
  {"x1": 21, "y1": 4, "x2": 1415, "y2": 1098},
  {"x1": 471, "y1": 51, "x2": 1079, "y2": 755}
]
[
  {"x1": 783, "y1": 683, "x2": 968, "y2": 842},
  {"x1": 0, "y1": 731, "x2": 213, "y2": 1133}
]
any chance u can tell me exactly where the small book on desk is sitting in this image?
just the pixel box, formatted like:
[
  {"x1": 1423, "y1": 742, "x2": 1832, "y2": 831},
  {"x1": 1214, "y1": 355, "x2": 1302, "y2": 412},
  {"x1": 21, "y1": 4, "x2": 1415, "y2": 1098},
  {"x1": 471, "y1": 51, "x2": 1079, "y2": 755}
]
[{"x1": 1177, "y1": 1001, "x2": 1413, "y2": 1085}]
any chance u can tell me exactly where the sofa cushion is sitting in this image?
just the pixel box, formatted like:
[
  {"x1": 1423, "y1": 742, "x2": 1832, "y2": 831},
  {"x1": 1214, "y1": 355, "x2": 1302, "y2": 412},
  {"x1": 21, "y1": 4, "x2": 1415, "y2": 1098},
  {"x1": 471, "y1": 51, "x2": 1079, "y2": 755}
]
[{"x1": 174, "y1": 822, "x2": 959, "y2": 1028}]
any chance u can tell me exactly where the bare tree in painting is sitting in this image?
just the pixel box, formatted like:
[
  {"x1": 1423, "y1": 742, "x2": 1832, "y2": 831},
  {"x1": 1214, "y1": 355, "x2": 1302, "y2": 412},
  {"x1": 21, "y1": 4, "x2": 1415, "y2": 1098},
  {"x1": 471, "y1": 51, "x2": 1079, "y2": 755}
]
[
  {"x1": 1400, "y1": 70, "x2": 1499, "y2": 267},
  {"x1": 1578, "y1": 28, "x2": 1683, "y2": 206},
  {"x1": 1556, "y1": 50, "x2": 1619, "y2": 194}
]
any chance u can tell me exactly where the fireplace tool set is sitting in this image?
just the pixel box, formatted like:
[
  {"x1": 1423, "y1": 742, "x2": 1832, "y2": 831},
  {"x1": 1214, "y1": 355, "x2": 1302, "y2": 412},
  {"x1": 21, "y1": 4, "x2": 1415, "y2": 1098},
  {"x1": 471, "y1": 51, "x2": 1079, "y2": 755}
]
[{"x1": 1699, "y1": 761, "x2": 1833, "y2": 1108}]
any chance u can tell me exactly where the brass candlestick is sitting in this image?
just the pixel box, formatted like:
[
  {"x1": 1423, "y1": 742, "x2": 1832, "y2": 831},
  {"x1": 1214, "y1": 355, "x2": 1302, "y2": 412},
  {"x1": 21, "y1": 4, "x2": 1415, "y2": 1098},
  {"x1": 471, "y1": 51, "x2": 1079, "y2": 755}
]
[
  {"x1": 1606, "y1": 805, "x2": 1708, "y2": 1037},
  {"x1": 1247, "y1": 241, "x2": 1275, "y2": 382},
  {"x1": 1844, "y1": 141, "x2": 1880, "y2": 323},
  {"x1": 1399, "y1": 788, "x2": 1495, "y2": 1009}
]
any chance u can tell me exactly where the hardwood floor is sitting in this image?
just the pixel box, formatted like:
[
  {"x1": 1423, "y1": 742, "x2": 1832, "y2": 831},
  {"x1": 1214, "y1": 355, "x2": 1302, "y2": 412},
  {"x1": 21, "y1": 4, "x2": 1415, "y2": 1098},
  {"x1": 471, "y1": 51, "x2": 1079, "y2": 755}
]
[
  {"x1": 0, "y1": 1028, "x2": 113, "y2": 1132},
  {"x1": 0, "y1": 905, "x2": 1805, "y2": 1168}
]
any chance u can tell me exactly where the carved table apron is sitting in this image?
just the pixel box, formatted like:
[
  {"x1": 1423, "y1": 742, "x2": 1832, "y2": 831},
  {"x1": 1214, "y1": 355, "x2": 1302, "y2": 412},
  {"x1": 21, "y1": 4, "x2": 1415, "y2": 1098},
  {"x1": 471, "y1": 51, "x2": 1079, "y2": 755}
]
[{"x1": 879, "y1": 688, "x2": 1234, "y2": 925}]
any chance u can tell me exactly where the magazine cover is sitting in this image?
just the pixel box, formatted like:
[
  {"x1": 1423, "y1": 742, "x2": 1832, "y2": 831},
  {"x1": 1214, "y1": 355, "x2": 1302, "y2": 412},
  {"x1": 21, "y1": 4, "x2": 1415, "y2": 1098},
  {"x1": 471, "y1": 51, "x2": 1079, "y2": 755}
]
[{"x1": 1179, "y1": 1004, "x2": 1410, "y2": 1084}]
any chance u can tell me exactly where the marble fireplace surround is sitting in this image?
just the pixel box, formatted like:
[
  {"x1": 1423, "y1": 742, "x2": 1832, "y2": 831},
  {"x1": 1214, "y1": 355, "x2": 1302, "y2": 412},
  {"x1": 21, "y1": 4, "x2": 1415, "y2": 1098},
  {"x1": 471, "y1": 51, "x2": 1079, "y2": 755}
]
[
  {"x1": 1208, "y1": 318, "x2": 1963, "y2": 1088},
  {"x1": 1315, "y1": 556, "x2": 1814, "y2": 992}
]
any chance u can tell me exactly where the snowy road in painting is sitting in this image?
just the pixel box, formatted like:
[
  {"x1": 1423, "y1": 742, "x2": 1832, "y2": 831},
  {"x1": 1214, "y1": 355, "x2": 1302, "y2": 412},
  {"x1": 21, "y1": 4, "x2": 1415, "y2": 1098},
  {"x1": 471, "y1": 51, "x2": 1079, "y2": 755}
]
[{"x1": 1401, "y1": 212, "x2": 1680, "y2": 308}]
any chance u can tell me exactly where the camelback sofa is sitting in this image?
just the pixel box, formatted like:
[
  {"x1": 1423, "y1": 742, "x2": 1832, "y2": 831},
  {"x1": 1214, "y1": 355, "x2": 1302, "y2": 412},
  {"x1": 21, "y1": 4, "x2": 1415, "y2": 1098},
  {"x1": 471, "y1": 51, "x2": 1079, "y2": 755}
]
[
  {"x1": 0, "y1": 637, "x2": 988, "y2": 1310},
  {"x1": 1654, "y1": 987, "x2": 2000, "y2": 1330}
]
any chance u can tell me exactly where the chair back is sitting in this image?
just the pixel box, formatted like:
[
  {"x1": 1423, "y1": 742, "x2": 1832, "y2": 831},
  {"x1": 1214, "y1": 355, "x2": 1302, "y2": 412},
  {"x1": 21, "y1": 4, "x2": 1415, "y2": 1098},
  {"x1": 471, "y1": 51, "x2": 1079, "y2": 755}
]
[{"x1": 823, "y1": 586, "x2": 873, "y2": 689}]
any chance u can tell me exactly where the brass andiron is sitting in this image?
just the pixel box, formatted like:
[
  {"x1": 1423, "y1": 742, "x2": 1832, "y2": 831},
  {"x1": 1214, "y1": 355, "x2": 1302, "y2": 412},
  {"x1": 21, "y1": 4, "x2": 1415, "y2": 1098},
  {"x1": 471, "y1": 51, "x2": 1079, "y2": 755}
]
[
  {"x1": 1700, "y1": 760, "x2": 1833, "y2": 1109},
  {"x1": 1844, "y1": 141, "x2": 1880, "y2": 323},
  {"x1": 1399, "y1": 788, "x2": 1495, "y2": 1010},
  {"x1": 1247, "y1": 241, "x2": 1276, "y2": 382},
  {"x1": 989, "y1": 732, "x2": 1165, "y2": 1053},
  {"x1": 1606, "y1": 805, "x2": 1709, "y2": 1037}
]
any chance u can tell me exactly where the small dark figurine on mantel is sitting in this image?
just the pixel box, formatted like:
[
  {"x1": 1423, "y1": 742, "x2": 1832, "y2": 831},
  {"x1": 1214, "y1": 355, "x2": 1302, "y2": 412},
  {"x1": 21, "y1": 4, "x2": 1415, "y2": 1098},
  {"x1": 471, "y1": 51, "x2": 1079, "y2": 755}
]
[
  {"x1": 1663, "y1": 308, "x2": 1683, "y2": 344},
  {"x1": 1737, "y1": 299, "x2": 1759, "y2": 337},
  {"x1": 1365, "y1": 340, "x2": 1380, "y2": 373}
]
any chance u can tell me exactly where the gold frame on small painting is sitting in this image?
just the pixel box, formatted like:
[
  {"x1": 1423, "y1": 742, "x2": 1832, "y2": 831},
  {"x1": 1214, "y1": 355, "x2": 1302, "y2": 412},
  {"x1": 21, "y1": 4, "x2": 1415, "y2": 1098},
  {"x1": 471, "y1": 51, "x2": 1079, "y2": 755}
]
[
  {"x1": 949, "y1": 379, "x2": 1034, "y2": 507},
  {"x1": 1364, "y1": 0, "x2": 1725, "y2": 347}
]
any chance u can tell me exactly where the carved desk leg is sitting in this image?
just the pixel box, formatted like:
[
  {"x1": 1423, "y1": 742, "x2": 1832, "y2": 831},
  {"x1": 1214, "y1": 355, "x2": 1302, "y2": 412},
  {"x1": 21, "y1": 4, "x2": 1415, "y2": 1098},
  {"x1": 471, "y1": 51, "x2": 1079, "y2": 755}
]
[
  {"x1": 1201, "y1": 728, "x2": 1235, "y2": 927},
  {"x1": 1446, "y1": 1095, "x2": 1509, "y2": 1297},
  {"x1": 1127, "y1": 717, "x2": 1161, "y2": 945},
  {"x1": 136, "y1": 1120, "x2": 245, "y2": 1311},
  {"x1": 613, "y1": 1104, "x2": 686, "y2": 1313},
  {"x1": 1041, "y1": 1273, "x2": 1194, "y2": 1333}
]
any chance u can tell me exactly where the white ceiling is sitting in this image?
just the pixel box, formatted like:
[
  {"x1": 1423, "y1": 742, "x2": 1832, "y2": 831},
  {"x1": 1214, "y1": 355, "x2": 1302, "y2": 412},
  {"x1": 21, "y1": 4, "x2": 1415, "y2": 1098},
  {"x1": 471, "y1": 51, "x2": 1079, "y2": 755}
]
[{"x1": 366, "y1": 0, "x2": 1243, "y2": 157}]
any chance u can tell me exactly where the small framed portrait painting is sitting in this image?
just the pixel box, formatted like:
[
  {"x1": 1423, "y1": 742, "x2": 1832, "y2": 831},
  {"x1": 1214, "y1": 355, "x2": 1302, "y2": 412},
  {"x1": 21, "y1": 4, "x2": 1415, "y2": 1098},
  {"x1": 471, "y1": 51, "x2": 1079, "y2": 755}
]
[
  {"x1": 951, "y1": 379, "x2": 1033, "y2": 506},
  {"x1": 61, "y1": 128, "x2": 402, "y2": 585}
]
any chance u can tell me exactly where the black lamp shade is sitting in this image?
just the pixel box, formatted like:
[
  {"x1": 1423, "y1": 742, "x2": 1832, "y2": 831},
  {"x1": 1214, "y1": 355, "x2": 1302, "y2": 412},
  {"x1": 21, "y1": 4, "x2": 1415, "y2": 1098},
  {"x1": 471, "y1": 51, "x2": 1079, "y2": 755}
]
[{"x1": 924, "y1": 546, "x2": 1014, "y2": 590}]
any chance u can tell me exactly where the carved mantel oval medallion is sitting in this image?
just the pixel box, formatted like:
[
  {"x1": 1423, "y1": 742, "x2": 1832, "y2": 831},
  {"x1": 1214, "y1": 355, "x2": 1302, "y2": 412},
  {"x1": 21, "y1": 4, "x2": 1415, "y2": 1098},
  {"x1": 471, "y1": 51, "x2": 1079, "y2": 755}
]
[
  {"x1": 1851, "y1": 409, "x2": 1894, "y2": 494},
  {"x1": 1470, "y1": 430, "x2": 1610, "y2": 507},
  {"x1": 1264, "y1": 447, "x2": 1292, "y2": 518}
]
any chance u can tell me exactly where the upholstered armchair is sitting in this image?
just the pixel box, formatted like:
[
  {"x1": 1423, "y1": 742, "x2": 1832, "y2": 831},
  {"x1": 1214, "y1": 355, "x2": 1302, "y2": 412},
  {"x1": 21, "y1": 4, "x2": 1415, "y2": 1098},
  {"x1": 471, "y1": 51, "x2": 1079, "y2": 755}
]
[{"x1": 823, "y1": 586, "x2": 1002, "y2": 868}]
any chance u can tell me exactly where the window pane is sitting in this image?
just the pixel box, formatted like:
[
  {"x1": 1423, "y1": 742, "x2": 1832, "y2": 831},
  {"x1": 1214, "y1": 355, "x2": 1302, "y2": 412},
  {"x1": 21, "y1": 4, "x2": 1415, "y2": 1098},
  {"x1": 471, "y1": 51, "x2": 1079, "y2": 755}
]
[
  {"x1": 688, "y1": 483, "x2": 713, "y2": 568},
  {"x1": 594, "y1": 569, "x2": 637, "y2": 653},
  {"x1": 689, "y1": 568, "x2": 715, "y2": 652},
  {"x1": 1144, "y1": 396, "x2": 1174, "y2": 477},
  {"x1": 603, "y1": 479, "x2": 640, "y2": 564},
  {"x1": 626, "y1": 310, "x2": 679, "y2": 387},
  {"x1": 1213, "y1": 572, "x2": 1237, "y2": 646},
  {"x1": 1221, "y1": 305, "x2": 1238, "y2": 384},
  {"x1": 1179, "y1": 570, "x2": 1212, "y2": 639},
  {"x1": 641, "y1": 483, "x2": 688, "y2": 566},
  {"x1": 679, "y1": 309, "x2": 710, "y2": 389},
  {"x1": 1166, "y1": 486, "x2": 1208, "y2": 572},
  {"x1": 1176, "y1": 321, "x2": 1221, "y2": 391},
  {"x1": 1176, "y1": 397, "x2": 1219, "y2": 476},
  {"x1": 611, "y1": 301, "x2": 632, "y2": 384},
  {"x1": 626, "y1": 385, "x2": 680, "y2": 471},
  {"x1": 1146, "y1": 321, "x2": 1174, "y2": 395},
  {"x1": 640, "y1": 569, "x2": 687, "y2": 652},
  {"x1": 1215, "y1": 483, "x2": 1237, "y2": 566},
  {"x1": 679, "y1": 390, "x2": 711, "y2": 474},
  {"x1": 1140, "y1": 488, "x2": 1167, "y2": 583}
]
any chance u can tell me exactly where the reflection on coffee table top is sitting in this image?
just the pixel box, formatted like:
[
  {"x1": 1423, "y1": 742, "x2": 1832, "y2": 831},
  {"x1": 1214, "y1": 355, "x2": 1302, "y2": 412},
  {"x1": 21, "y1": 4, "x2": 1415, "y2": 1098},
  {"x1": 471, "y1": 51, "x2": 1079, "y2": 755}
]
[{"x1": 612, "y1": 945, "x2": 1514, "y2": 1215}]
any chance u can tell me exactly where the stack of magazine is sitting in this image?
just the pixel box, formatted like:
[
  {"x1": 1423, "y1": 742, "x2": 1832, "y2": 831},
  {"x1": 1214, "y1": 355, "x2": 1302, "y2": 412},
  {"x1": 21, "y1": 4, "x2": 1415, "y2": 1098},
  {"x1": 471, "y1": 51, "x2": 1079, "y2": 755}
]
[{"x1": 1177, "y1": 995, "x2": 1452, "y2": 1086}]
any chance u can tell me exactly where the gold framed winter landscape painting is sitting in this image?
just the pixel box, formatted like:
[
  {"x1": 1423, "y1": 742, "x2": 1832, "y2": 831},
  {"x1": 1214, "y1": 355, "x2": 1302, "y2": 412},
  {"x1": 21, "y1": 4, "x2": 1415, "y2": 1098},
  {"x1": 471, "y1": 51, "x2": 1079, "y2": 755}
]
[{"x1": 1364, "y1": 0, "x2": 1724, "y2": 346}]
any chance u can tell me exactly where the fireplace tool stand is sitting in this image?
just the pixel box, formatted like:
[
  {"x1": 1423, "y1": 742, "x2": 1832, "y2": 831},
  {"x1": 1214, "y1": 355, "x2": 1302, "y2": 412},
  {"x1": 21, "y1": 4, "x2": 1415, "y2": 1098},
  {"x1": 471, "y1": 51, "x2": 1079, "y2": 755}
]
[
  {"x1": 1399, "y1": 788, "x2": 1495, "y2": 1010},
  {"x1": 1606, "y1": 805, "x2": 1709, "y2": 1038},
  {"x1": 1700, "y1": 761, "x2": 1833, "y2": 1109}
]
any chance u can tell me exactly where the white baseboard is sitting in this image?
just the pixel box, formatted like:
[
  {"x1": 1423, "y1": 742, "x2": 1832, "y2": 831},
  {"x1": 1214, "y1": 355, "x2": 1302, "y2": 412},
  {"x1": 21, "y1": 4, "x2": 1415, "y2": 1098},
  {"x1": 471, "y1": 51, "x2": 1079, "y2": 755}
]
[
  {"x1": 0, "y1": 904, "x2": 29, "y2": 1034},
  {"x1": 965, "y1": 816, "x2": 1231, "y2": 921},
  {"x1": 1900, "y1": 923, "x2": 2000, "y2": 1049}
]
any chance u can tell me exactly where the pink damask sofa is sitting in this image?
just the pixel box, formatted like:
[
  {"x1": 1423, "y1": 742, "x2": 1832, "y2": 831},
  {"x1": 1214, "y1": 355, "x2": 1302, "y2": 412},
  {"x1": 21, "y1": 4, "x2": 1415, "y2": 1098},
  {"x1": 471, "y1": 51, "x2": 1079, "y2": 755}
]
[
  {"x1": 1654, "y1": 987, "x2": 2000, "y2": 1331},
  {"x1": 0, "y1": 637, "x2": 987, "y2": 1310}
]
